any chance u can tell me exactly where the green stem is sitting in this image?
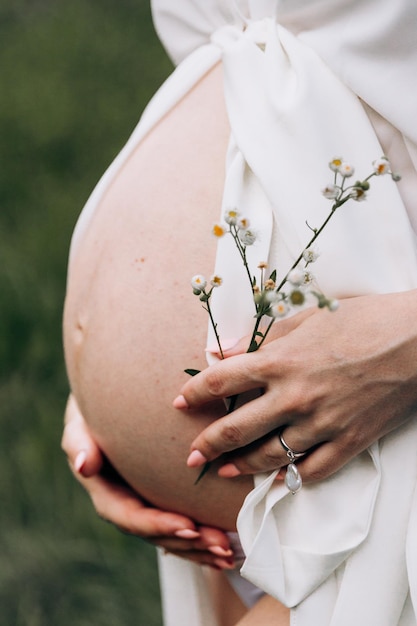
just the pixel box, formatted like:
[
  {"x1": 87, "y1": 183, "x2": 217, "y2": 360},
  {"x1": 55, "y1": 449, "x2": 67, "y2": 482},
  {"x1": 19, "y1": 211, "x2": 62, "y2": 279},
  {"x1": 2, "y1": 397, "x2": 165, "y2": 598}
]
[
  {"x1": 231, "y1": 227, "x2": 256, "y2": 301},
  {"x1": 204, "y1": 290, "x2": 224, "y2": 360}
]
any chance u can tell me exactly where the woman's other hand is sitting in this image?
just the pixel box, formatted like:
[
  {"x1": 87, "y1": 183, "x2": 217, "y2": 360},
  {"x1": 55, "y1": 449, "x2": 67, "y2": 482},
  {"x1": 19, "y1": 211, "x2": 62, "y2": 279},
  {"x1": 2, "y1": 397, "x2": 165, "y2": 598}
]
[
  {"x1": 61, "y1": 395, "x2": 235, "y2": 569},
  {"x1": 174, "y1": 291, "x2": 417, "y2": 483}
]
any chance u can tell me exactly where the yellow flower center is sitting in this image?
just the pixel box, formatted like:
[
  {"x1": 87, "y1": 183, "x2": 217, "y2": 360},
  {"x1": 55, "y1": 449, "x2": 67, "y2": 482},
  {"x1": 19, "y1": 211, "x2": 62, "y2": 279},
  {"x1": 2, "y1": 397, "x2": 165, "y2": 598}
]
[{"x1": 212, "y1": 224, "x2": 225, "y2": 237}]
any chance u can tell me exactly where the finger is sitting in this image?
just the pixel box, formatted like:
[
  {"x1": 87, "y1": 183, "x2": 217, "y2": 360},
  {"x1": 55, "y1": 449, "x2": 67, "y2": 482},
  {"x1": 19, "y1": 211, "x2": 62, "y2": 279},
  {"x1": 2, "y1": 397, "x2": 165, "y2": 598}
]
[
  {"x1": 198, "y1": 525, "x2": 233, "y2": 553},
  {"x1": 217, "y1": 424, "x2": 321, "y2": 477},
  {"x1": 205, "y1": 336, "x2": 248, "y2": 359},
  {"x1": 295, "y1": 435, "x2": 370, "y2": 483},
  {"x1": 217, "y1": 436, "x2": 288, "y2": 477},
  {"x1": 187, "y1": 388, "x2": 294, "y2": 465},
  {"x1": 148, "y1": 526, "x2": 233, "y2": 568},
  {"x1": 156, "y1": 525, "x2": 232, "y2": 556},
  {"x1": 86, "y1": 474, "x2": 202, "y2": 538},
  {"x1": 155, "y1": 525, "x2": 232, "y2": 554},
  {"x1": 155, "y1": 535, "x2": 233, "y2": 558},
  {"x1": 205, "y1": 310, "x2": 314, "y2": 360},
  {"x1": 174, "y1": 351, "x2": 267, "y2": 411},
  {"x1": 61, "y1": 396, "x2": 103, "y2": 477},
  {"x1": 163, "y1": 548, "x2": 236, "y2": 569}
]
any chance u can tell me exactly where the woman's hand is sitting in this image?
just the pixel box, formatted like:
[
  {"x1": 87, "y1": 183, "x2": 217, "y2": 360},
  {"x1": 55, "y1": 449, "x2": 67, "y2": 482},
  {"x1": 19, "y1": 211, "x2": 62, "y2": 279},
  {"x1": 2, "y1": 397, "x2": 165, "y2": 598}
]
[
  {"x1": 174, "y1": 291, "x2": 417, "y2": 483},
  {"x1": 62, "y1": 395, "x2": 235, "y2": 569}
]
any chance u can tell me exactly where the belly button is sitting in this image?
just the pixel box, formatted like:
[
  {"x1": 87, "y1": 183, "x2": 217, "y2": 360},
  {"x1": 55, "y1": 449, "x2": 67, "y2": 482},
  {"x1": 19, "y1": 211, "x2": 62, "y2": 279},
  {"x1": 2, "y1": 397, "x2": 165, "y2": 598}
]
[{"x1": 73, "y1": 314, "x2": 88, "y2": 348}]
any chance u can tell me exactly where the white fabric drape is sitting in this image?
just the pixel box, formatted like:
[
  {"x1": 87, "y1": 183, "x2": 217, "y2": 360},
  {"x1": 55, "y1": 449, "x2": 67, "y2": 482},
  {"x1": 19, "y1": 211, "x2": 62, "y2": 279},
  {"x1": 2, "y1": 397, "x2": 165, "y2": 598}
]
[{"x1": 152, "y1": 1, "x2": 417, "y2": 624}]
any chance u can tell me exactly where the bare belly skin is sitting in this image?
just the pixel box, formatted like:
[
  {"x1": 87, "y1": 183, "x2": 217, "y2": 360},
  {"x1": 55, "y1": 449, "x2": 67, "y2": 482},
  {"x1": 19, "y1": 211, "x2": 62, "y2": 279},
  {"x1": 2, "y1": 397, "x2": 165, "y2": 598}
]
[{"x1": 63, "y1": 64, "x2": 252, "y2": 530}]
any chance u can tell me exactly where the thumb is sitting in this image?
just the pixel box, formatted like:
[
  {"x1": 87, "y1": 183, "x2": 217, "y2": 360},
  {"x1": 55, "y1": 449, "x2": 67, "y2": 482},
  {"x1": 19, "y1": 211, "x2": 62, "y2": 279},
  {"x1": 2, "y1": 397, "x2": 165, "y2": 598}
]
[
  {"x1": 62, "y1": 395, "x2": 104, "y2": 477},
  {"x1": 205, "y1": 309, "x2": 316, "y2": 360},
  {"x1": 205, "y1": 336, "x2": 248, "y2": 359}
]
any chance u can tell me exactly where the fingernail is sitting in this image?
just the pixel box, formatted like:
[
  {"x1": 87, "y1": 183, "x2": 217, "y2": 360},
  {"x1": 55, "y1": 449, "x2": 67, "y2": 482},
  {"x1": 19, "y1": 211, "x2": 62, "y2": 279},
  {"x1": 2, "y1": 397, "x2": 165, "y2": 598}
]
[
  {"x1": 187, "y1": 450, "x2": 208, "y2": 468},
  {"x1": 174, "y1": 529, "x2": 201, "y2": 539},
  {"x1": 74, "y1": 450, "x2": 87, "y2": 474},
  {"x1": 213, "y1": 558, "x2": 235, "y2": 570},
  {"x1": 218, "y1": 463, "x2": 241, "y2": 478},
  {"x1": 173, "y1": 395, "x2": 189, "y2": 409},
  {"x1": 208, "y1": 545, "x2": 234, "y2": 557},
  {"x1": 205, "y1": 338, "x2": 239, "y2": 353}
]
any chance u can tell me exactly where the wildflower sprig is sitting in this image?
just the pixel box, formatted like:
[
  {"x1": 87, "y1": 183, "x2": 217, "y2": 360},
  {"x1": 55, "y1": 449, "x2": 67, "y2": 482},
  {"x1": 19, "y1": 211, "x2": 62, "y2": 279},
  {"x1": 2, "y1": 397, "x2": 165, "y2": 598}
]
[
  {"x1": 188, "y1": 156, "x2": 400, "y2": 482},
  {"x1": 189, "y1": 274, "x2": 225, "y2": 360},
  {"x1": 212, "y1": 210, "x2": 258, "y2": 293},
  {"x1": 250, "y1": 156, "x2": 401, "y2": 349}
]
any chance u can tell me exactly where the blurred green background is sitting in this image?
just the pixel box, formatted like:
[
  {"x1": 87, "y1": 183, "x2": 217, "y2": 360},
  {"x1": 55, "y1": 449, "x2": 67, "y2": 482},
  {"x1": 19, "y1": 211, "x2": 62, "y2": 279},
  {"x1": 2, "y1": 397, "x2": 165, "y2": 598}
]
[{"x1": 0, "y1": 1, "x2": 173, "y2": 624}]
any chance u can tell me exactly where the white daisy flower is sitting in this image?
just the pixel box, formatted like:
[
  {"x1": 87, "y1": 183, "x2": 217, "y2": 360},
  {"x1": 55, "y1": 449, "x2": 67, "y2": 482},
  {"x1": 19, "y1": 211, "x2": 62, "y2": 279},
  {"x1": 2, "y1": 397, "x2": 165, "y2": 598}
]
[
  {"x1": 191, "y1": 275, "x2": 207, "y2": 291},
  {"x1": 372, "y1": 157, "x2": 390, "y2": 176},
  {"x1": 287, "y1": 268, "x2": 305, "y2": 285},
  {"x1": 210, "y1": 275, "x2": 223, "y2": 288},
  {"x1": 329, "y1": 157, "x2": 343, "y2": 172},
  {"x1": 270, "y1": 301, "x2": 289, "y2": 318},
  {"x1": 351, "y1": 187, "x2": 367, "y2": 201},
  {"x1": 322, "y1": 184, "x2": 340, "y2": 199},
  {"x1": 237, "y1": 217, "x2": 250, "y2": 230},
  {"x1": 239, "y1": 229, "x2": 256, "y2": 246},
  {"x1": 339, "y1": 162, "x2": 355, "y2": 178},
  {"x1": 264, "y1": 290, "x2": 279, "y2": 303},
  {"x1": 302, "y1": 271, "x2": 315, "y2": 286},
  {"x1": 302, "y1": 248, "x2": 320, "y2": 264},
  {"x1": 212, "y1": 223, "x2": 226, "y2": 238},
  {"x1": 224, "y1": 209, "x2": 239, "y2": 225},
  {"x1": 290, "y1": 289, "x2": 305, "y2": 306}
]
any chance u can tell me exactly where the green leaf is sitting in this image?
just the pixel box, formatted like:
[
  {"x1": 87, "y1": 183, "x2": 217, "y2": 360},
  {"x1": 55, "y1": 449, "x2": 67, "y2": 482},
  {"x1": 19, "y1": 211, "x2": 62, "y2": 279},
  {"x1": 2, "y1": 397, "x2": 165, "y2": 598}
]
[
  {"x1": 184, "y1": 368, "x2": 201, "y2": 377},
  {"x1": 194, "y1": 461, "x2": 211, "y2": 484},
  {"x1": 269, "y1": 269, "x2": 277, "y2": 282}
]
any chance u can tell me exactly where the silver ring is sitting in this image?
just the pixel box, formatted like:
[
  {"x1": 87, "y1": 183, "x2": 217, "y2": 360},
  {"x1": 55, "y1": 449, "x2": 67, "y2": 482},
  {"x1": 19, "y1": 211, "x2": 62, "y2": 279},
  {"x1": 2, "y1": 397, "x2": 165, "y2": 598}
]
[
  {"x1": 278, "y1": 429, "x2": 306, "y2": 495},
  {"x1": 278, "y1": 430, "x2": 307, "y2": 460}
]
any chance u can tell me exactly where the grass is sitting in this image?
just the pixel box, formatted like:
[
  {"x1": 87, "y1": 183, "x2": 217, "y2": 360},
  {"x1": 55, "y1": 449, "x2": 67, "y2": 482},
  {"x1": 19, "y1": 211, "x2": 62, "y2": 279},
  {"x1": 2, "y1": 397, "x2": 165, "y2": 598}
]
[{"x1": 0, "y1": 1, "x2": 173, "y2": 623}]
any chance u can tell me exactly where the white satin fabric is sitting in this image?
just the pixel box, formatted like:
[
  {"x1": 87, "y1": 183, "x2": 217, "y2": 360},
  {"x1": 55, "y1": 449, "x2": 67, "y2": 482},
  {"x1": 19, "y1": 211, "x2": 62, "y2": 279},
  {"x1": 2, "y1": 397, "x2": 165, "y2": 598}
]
[{"x1": 70, "y1": 0, "x2": 417, "y2": 623}]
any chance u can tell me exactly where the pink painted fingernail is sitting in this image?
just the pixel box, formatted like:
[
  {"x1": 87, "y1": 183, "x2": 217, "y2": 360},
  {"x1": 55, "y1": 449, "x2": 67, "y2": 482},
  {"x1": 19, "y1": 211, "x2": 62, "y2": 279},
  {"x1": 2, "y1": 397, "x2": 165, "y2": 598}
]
[
  {"x1": 174, "y1": 529, "x2": 201, "y2": 539},
  {"x1": 218, "y1": 463, "x2": 241, "y2": 478},
  {"x1": 173, "y1": 395, "x2": 189, "y2": 409},
  {"x1": 208, "y1": 545, "x2": 234, "y2": 557},
  {"x1": 187, "y1": 450, "x2": 208, "y2": 468},
  {"x1": 213, "y1": 558, "x2": 235, "y2": 570},
  {"x1": 74, "y1": 450, "x2": 87, "y2": 474}
]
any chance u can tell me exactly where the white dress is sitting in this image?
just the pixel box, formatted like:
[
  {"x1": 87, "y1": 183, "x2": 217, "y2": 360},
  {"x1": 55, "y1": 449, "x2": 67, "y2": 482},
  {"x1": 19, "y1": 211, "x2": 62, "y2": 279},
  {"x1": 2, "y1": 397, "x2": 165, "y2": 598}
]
[{"x1": 71, "y1": 1, "x2": 417, "y2": 624}]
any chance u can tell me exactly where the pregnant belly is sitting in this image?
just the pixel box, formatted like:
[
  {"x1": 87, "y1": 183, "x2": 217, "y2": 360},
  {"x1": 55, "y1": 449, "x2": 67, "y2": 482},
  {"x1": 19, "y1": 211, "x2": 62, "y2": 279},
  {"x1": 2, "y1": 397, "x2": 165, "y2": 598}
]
[{"x1": 63, "y1": 64, "x2": 252, "y2": 529}]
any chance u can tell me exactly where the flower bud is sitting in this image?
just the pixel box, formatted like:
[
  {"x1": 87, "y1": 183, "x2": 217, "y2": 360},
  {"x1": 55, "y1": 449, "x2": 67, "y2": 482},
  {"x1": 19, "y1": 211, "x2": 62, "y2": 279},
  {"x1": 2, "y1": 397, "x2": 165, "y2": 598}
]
[
  {"x1": 287, "y1": 268, "x2": 305, "y2": 285},
  {"x1": 191, "y1": 275, "x2": 207, "y2": 291},
  {"x1": 322, "y1": 184, "x2": 339, "y2": 199}
]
